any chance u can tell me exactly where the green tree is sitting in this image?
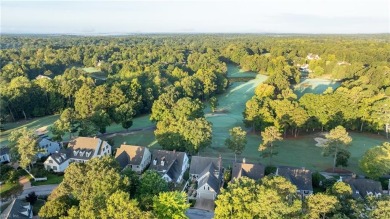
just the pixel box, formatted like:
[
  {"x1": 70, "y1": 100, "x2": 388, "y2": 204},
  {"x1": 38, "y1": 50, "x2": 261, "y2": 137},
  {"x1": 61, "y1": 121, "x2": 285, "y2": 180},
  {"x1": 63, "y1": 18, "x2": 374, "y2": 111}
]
[
  {"x1": 259, "y1": 126, "x2": 283, "y2": 165},
  {"x1": 370, "y1": 198, "x2": 390, "y2": 219},
  {"x1": 209, "y1": 96, "x2": 219, "y2": 113},
  {"x1": 8, "y1": 127, "x2": 39, "y2": 169},
  {"x1": 153, "y1": 191, "x2": 189, "y2": 219},
  {"x1": 323, "y1": 126, "x2": 352, "y2": 172},
  {"x1": 91, "y1": 109, "x2": 111, "y2": 134},
  {"x1": 137, "y1": 170, "x2": 169, "y2": 210},
  {"x1": 100, "y1": 191, "x2": 149, "y2": 219},
  {"x1": 225, "y1": 127, "x2": 247, "y2": 162},
  {"x1": 114, "y1": 103, "x2": 135, "y2": 131},
  {"x1": 214, "y1": 177, "x2": 259, "y2": 218},
  {"x1": 40, "y1": 156, "x2": 129, "y2": 218},
  {"x1": 359, "y1": 142, "x2": 390, "y2": 179},
  {"x1": 306, "y1": 193, "x2": 339, "y2": 219}
]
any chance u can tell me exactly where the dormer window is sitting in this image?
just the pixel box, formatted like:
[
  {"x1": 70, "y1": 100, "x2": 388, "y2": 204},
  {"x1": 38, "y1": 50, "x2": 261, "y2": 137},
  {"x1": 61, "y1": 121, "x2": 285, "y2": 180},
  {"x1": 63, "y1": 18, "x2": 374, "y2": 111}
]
[
  {"x1": 79, "y1": 151, "x2": 85, "y2": 157},
  {"x1": 86, "y1": 151, "x2": 91, "y2": 157},
  {"x1": 73, "y1": 150, "x2": 79, "y2": 156},
  {"x1": 161, "y1": 157, "x2": 165, "y2": 166}
]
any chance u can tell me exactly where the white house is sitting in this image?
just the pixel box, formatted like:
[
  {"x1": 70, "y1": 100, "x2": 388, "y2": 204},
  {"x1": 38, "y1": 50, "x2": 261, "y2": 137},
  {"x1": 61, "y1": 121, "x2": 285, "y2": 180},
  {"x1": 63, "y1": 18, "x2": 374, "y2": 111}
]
[
  {"x1": 115, "y1": 144, "x2": 151, "y2": 173},
  {"x1": 37, "y1": 137, "x2": 61, "y2": 158},
  {"x1": 44, "y1": 137, "x2": 111, "y2": 172},
  {"x1": 149, "y1": 150, "x2": 189, "y2": 183},
  {"x1": 189, "y1": 156, "x2": 223, "y2": 200},
  {"x1": 0, "y1": 147, "x2": 11, "y2": 163}
]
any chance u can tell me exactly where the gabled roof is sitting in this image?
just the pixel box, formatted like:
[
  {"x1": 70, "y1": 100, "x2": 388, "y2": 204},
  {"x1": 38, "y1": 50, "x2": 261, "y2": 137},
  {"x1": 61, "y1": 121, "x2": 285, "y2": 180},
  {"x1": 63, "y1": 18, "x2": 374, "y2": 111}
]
[
  {"x1": 344, "y1": 178, "x2": 383, "y2": 199},
  {"x1": 68, "y1": 137, "x2": 101, "y2": 150},
  {"x1": 1, "y1": 199, "x2": 32, "y2": 219},
  {"x1": 232, "y1": 162, "x2": 265, "y2": 181},
  {"x1": 277, "y1": 166, "x2": 313, "y2": 191},
  {"x1": 150, "y1": 150, "x2": 186, "y2": 181},
  {"x1": 0, "y1": 147, "x2": 10, "y2": 156},
  {"x1": 46, "y1": 149, "x2": 69, "y2": 165},
  {"x1": 115, "y1": 145, "x2": 146, "y2": 169},
  {"x1": 189, "y1": 156, "x2": 220, "y2": 175},
  {"x1": 198, "y1": 170, "x2": 221, "y2": 193}
]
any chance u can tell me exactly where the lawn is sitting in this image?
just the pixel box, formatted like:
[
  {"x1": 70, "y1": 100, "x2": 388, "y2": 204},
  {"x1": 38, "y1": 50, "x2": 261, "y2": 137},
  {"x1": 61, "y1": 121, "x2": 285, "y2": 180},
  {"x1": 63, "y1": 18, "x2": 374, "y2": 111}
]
[
  {"x1": 0, "y1": 115, "x2": 59, "y2": 146},
  {"x1": 31, "y1": 173, "x2": 64, "y2": 186},
  {"x1": 0, "y1": 182, "x2": 23, "y2": 198},
  {"x1": 294, "y1": 78, "x2": 341, "y2": 98},
  {"x1": 81, "y1": 67, "x2": 108, "y2": 80}
]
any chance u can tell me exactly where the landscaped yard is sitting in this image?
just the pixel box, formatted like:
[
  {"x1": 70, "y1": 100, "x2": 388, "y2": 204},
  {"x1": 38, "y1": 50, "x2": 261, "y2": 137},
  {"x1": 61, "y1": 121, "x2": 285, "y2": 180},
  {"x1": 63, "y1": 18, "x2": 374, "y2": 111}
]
[
  {"x1": 0, "y1": 182, "x2": 23, "y2": 198},
  {"x1": 31, "y1": 173, "x2": 64, "y2": 186}
]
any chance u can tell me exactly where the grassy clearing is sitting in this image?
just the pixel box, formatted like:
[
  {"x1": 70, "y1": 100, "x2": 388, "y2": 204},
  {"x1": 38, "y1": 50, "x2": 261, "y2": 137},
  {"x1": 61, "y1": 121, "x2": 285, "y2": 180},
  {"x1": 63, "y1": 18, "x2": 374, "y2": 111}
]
[
  {"x1": 81, "y1": 67, "x2": 108, "y2": 80},
  {"x1": 31, "y1": 173, "x2": 64, "y2": 186},
  {"x1": 0, "y1": 115, "x2": 59, "y2": 146},
  {"x1": 294, "y1": 78, "x2": 341, "y2": 98}
]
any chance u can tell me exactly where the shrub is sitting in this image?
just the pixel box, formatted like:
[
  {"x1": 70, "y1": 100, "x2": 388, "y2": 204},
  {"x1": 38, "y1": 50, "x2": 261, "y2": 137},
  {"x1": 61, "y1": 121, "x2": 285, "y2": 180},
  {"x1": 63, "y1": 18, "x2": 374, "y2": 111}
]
[{"x1": 265, "y1": 166, "x2": 276, "y2": 175}]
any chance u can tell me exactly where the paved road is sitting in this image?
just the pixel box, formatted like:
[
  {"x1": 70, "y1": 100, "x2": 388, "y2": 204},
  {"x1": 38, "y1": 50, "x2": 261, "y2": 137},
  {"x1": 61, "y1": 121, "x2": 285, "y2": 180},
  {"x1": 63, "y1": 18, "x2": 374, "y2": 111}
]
[
  {"x1": 18, "y1": 184, "x2": 59, "y2": 198},
  {"x1": 186, "y1": 208, "x2": 214, "y2": 219}
]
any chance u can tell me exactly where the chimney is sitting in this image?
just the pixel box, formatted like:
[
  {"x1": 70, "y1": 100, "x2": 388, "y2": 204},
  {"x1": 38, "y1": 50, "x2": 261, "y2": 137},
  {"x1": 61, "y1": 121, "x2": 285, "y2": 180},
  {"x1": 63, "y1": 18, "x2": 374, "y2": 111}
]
[
  {"x1": 242, "y1": 158, "x2": 246, "y2": 163},
  {"x1": 161, "y1": 157, "x2": 165, "y2": 166},
  {"x1": 153, "y1": 158, "x2": 157, "y2": 166},
  {"x1": 123, "y1": 142, "x2": 126, "y2": 145}
]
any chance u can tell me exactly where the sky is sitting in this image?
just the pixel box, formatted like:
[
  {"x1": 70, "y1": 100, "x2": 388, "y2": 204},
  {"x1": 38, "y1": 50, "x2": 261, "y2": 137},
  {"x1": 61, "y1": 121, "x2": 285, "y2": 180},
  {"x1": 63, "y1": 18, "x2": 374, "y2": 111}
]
[{"x1": 1, "y1": 0, "x2": 389, "y2": 34}]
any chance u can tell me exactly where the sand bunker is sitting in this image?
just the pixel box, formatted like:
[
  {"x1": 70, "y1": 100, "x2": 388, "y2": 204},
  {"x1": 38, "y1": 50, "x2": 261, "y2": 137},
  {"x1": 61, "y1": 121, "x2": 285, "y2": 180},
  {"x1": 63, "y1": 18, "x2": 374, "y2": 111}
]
[
  {"x1": 35, "y1": 126, "x2": 49, "y2": 135},
  {"x1": 314, "y1": 137, "x2": 328, "y2": 147}
]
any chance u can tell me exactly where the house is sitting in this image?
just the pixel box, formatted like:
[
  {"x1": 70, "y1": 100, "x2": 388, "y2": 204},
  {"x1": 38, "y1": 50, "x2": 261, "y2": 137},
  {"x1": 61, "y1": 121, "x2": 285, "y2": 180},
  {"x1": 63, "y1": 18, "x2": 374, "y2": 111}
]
[
  {"x1": 44, "y1": 137, "x2": 111, "y2": 172},
  {"x1": 149, "y1": 150, "x2": 189, "y2": 183},
  {"x1": 0, "y1": 199, "x2": 33, "y2": 219},
  {"x1": 0, "y1": 147, "x2": 11, "y2": 163},
  {"x1": 344, "y1": 178, "x2": 383, "y2": 199},
  {"x1": 37, "y1": 137, "x2": 61, "y2": 158},
  {"x1": 306, "y1": 53, "x2": 320, "y2": 60},
  {"x1": 115, "y1": 144, "x2": 151, "y2": 173},
  {"x1": 276, "y1": 166, "x2": 313, "y2": 198},
  {"x1": 189, "y1": 156, "x2": 223, "y2": 200},
  {"x1": 231, "y1": 159, "x2": 265, "y2": 181}
]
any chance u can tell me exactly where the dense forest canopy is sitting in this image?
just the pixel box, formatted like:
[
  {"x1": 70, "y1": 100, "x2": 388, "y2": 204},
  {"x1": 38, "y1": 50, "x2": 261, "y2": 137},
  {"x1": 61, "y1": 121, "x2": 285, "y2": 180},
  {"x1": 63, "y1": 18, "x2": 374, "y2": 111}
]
[{"x1": 1, "y1": 34, "x2": 389, "y2": 138}]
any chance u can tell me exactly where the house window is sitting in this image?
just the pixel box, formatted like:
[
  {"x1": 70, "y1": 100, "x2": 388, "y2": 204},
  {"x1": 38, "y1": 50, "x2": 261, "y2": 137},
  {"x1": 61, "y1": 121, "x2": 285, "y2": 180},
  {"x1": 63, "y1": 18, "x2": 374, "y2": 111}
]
[
  {"x1": 53, "y1": 166, "x2": 57, "y2": 170},
  {"x1": 137, "y1": 165, "x2": 139, "y2": 168},
  {"x1": 49, "y1": 160, "x2": 53, "y2": 164},
  {"x1": 208, "y1": 186, "x2": 210, "y2": 190}
]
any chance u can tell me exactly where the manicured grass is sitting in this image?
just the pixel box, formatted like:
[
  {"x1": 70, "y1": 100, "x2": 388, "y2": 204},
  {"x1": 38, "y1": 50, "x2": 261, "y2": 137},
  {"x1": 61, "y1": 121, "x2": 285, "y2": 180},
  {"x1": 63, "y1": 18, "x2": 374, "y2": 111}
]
[
  {"x1": 81, "y1": 67, "x2": 108, "y2": 80},
  {"x1": 32, "y1": 199, "x2": 45, "y2": 215},
  {"x1": 0, "y1": 115, "x2": 59, "y2": 146},
  {"x1": 0, "y1": 182, "x2": 22, "y2": 198},
  {"x1": 31, "y1": 174, "x2": 64, "y2": 186},
  {"x1": 294, "y1": 78, "x2": 341, "y2": 98},
  {"x1": 0, "y1": 182, "x2": 18, "y2": 194}
]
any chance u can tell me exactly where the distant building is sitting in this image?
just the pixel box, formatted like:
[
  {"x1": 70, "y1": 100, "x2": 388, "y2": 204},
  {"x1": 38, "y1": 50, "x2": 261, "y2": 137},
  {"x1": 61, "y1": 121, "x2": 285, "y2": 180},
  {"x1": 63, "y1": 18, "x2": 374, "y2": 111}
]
[
  {"x1": 35, "y1": 75, "x2": 52, "y2": 80},
  {"x1": 0, "y1": 198, "x2": 33, "y2": 219},
  {"x1": 190, "y1": 156, "x2": 223, "y2": 200},
  {"x1": 44, "y1": 137, "x2": 111, "y2": 172},
  {"x1": 276, "y1": 166, "x2": 313, "y2": 198},
  {"x1": 306, "y1": 53, "x2": 320, "y2": 60},
  {"x1": 115, "y1": 144, "x2": 151, "y2": 173},
  {"x1": 344, "y1": 178, "x2": 383, "y2": 199},
  {"x1": 149, "y1": 150, "x2": 189, "y2": 183},
  {"x1": 37, "y1": 137, "x2": 61, "y2": 159},
  {"x1": 0, "y1": 147, "x2": 11, "y2": 163},
  {"x1": 231, "y1": 159, "x2": 265, "y2": 181}
]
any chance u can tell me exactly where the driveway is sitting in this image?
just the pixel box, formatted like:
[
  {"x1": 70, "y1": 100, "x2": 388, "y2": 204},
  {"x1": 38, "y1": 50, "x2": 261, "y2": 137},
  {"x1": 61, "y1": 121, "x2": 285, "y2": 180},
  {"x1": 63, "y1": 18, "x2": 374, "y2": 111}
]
[
  {"x1": 18, "y1": 184, "x2": 59, "y2": 198},
  {"x1": 186, "y1": 208, "x2": 214, "y2": 219},
  {"x1": 193, "y1": 198, "x2": 215, "y2": 212}
]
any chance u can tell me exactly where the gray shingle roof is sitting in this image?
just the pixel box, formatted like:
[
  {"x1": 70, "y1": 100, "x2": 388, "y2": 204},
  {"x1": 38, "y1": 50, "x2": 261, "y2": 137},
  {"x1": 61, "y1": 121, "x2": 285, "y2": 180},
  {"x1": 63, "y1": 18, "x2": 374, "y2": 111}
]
[
  {"x1": 189, "y1": 156, "x2": 220, "y2": 175},
  {"x1": 0, "y1": 147, "x2": 10, "y2": 156},
  {"x1": 115, "y1": 145, "x2": 146, "y2": 169},
  {"x1": 232, "y1": 162, "x2": 265, "y2": 181},
  {"x1": 1, "y1": 199, "x2": 32, "y2": 219},
  {"x1": 198, "y1": 169, "x2": 221, "y2": 193},
  {"x1": 344, "y1": 178, "x2": 383, "y2": 199},
  {"x1": 150, "y1": 150, "x2": 186, "y2": 182},
  {"x1": 277, "y1": 166, "x2": 313, "y2": 191}
]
